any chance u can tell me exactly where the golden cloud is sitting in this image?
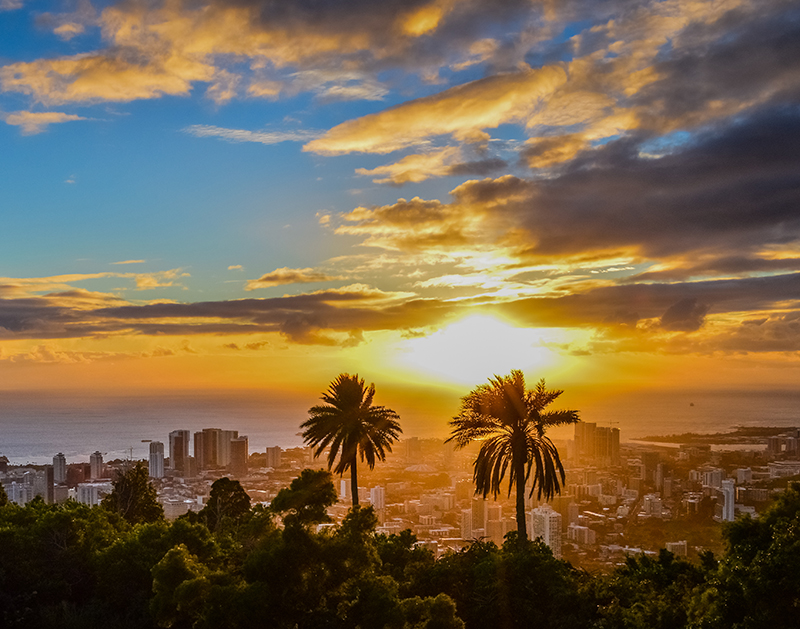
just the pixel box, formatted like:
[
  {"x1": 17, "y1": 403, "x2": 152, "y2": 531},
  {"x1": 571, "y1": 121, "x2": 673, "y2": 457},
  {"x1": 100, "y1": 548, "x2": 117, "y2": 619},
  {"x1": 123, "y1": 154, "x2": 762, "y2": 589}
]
[
  {"x1": 356, "y1": 147, "x2": 462, "y2": 184},
  {"x1": 0, "y1": 269, "x2": 189, "y2": 297},
  {"x1": 0, "y1": 53, "x2": 213, "y2": 105},
  {"x1": 53, "y1": 22, "x2": 85, "y2": 41},
  {"x1": 4, "y1": 110, "x2": 86, "y2": 134},
  {"x1": 305, "y1": 66, "x2": 568, "y2": 155},
  {"x1": 245, "y1": 267, "x2": 340, "y2": 290}
]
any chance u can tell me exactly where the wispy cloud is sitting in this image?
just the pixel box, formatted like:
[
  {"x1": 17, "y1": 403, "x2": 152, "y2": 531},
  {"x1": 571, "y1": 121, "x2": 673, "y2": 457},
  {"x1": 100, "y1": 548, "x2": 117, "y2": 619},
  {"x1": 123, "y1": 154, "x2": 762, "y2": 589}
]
[
  {"x1": 111, "y1": 259, "x2": 145, "y2": 265},
  {"x1": 0, "y1": 0, "x2": 24, "y2": 11},
  {"x1": 245, "y1": 267, "x2": 340, "y2": 290},
  {"x1": 4, "y1": 111, "x2": 85, "y2": 134},
  {"x1": 184, "y1": 125, "x2": 321, "y2": 145}
]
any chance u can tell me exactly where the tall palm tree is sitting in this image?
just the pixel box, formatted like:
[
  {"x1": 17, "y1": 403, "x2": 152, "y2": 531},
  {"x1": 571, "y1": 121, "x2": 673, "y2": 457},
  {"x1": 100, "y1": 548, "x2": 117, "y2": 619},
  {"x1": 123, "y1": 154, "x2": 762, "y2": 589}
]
[
  {"x1": 447, "y1": 370, "x2": 579, "y2": 541},
  {"x1": 302, "y1": 373, "x2": 402, "y2": 506}
]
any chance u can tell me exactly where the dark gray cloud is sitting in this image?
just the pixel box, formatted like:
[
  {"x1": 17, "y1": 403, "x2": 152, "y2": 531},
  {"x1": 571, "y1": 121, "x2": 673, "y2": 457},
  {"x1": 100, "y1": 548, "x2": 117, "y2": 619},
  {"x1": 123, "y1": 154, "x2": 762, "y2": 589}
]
[
  {"x1": 447, "y1": 157, "x2": 507, "y2": 177},
  {"x1": 660, "y1": 298, "x2": 709, "y2": 332},
  {"x1": 2, "y1": 272, "x2": 799, "y2": 356},
  {"x1": 635, "y1": 3, "x2": 800, "y2": 123},
  {"x1": 497, "y1": 273, "x2": 800, "y2": 329},
  {"x1": 219, "y1": 0, "x2": 537, "y2": 73},
  {"x1": 627, "y1": 257, "x2": 800, "y2": 282},
  {"x1": 511, "y1": 106, "x2": 800, "y2": 260}
]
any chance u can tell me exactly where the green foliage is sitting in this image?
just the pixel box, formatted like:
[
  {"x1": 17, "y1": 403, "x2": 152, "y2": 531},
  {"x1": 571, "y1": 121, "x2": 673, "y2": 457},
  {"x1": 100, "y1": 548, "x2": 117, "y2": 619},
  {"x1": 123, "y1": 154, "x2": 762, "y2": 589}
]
[
  {"x1": 376, "y1": 529, "x2": 435, "y2": 586},
  {"x1": 101, "y1": 461, "x2": 164, "y2": 525},
  {"x1": 198, "y1": 476, "x2": 251, "y2": 532},
  {"x1": 690, "y1": 482, "x2": 800, "y2": 629},
  {"x1": 408, "y1": 534, "x2": 592, "y2": 629},
  {"x1": 270, "y1": 468, "x2": 338, "y2": 527},
  {"x1": 401, "y1": 594, "x2": 465, "y2": 629},
  {"x1": 5, "y1": 473, "x2": 800, "y2": 629},
  {"x1": 593, "y1": 549, "x2": 709, "y2": 629},
  {"x1": 302, "y1": 373, "x2": 402, "y2": 506},
  {"x1": 0, "y1": 483, "x2": 8, "y2": 507}
]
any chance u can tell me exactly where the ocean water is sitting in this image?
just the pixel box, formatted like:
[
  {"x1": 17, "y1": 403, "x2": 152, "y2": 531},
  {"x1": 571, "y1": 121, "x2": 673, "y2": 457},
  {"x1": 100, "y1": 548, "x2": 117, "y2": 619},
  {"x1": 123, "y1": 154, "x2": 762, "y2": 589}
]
[
  {"x1": 0, "y1": 390, "x2": 310, "y2": 465},
  {"x1": 1, "y1": 388, "x2": 799, "y2": 465}
]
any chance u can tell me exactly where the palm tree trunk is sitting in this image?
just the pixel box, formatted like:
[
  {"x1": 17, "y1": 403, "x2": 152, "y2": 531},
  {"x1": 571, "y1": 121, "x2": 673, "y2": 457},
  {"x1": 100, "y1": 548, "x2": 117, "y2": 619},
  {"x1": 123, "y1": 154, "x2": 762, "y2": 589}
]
[
  {"x1": 350, "y1": 455, "x2": 359, "y2": 506},
  {"x1": 515, "y1": 457, "x2": 528, "y2": 540}
]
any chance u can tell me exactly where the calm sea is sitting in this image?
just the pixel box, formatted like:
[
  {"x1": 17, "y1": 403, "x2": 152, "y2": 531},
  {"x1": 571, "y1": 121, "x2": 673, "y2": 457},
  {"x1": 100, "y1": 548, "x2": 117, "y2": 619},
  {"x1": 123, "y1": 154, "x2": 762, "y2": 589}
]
[
  {"x1": 0, "y1": 390, "x2": 309, "y2": 465},
  {"x1": 1, "y1": 388, "x2": 798, "y2": 465}
]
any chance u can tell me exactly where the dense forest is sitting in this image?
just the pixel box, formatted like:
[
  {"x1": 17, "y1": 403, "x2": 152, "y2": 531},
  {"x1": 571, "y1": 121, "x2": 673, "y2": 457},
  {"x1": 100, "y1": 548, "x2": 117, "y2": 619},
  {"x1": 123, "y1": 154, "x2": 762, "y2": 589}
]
[{"x1": 1, "y1": 465, "x2": 799, "y2": 629}]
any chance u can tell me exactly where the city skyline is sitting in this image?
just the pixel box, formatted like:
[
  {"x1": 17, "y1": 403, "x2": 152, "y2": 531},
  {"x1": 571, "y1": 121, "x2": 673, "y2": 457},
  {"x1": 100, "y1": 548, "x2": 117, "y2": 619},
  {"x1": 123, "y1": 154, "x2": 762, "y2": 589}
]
[{"x1": 1, "y1": 0, "x2": 799, "y2": 422}]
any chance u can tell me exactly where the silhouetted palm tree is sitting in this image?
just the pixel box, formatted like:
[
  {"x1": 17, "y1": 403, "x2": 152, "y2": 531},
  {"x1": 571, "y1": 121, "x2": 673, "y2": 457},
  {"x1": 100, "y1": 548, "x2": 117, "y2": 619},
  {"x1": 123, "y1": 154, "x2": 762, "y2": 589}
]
[
  {"x1": 447, "y1": 370, "x2": 579, "y2": 540},
  {"x1": 302, "y1": 373, "x2": 402, "y2": 506}
]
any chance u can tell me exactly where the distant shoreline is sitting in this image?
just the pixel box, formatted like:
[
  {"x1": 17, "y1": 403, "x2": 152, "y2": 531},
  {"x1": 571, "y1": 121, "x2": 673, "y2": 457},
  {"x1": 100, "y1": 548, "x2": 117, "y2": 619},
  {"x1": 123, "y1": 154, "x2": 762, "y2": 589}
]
[{"x1": 636, "y1": 425, "x2": 790, "y2": 445}]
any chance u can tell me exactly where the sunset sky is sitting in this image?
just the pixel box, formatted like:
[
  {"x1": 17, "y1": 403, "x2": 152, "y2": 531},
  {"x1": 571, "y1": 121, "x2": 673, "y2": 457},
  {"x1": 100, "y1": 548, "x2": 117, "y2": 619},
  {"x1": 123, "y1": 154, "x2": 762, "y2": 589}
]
[{"x1": 1, "y1": 0, "x2": 799, "y2": 422}]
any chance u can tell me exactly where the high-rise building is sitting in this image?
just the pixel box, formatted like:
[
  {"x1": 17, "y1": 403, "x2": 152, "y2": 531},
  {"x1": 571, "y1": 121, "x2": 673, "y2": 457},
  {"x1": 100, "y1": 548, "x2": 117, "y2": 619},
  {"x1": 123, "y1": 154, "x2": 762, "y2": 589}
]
[
  {"x1": 531, "y1": 504, "x2": 563, "y2": 558},
  {"x1": 574, "y1": 422, "x2": 596, "y2": 462},
  {"x1": 194, "y1": 429, "x2": 215, "y2": 470},
  {"x1": 370, "y1": 486, "x2": 386, "y2": 510},
  {"x1": 702, "y1": 467, "x2": 724, "y2": 489},
  {"x1": 721, "y1": 479, "x2": 735, "y2": 522},
  {"x1": 486, "y1": 518, "x2": 505, "y2": 545},
  {"x1": 53, "y1": 453, "x2": 67, "y2": 484},
  {"x1": 89, "y1": 451, "x2": 104, "y2": 480},
  {"x1": 44, "y1": 465, "x2": 54, "y2": 504},
  {"x1": 194, "y1": 428, "x2": 239, "y2": 470},
  {"x1": 169, "y1": 430, "x2": 191, "y2": 473},
  {"x1": 641, "y1": 451, "x2": 660, "y2": 483},
  {"x1": 472, "y1": 496, "x2": 487, "y2": 531},
  {"x1": 265, "y1": 446, "x2": 282, "y2": 469},
  {"x1": 595, "y1": 426, "x2": 620, "y2": 465},
  {"x1": 149, "y1": 441, "x2": 165, "y2": 478},
  {"x1": 219, "y1": 430, "x2": 239, "y2": 467},
  {"x1": 229, "y1": 436, "x2": 249, "y2": 476},
  {"x1": 461, "y1": 509, "x2": 473, "y2": 539}
]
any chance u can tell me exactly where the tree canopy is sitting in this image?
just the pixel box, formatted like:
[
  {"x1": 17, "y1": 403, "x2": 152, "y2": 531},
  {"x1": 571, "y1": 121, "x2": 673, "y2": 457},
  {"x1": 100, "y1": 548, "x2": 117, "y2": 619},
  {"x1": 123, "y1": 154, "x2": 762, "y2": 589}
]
[
  {"x1": 2, "y1": 470, "x2": 800, "y2": 629},
  {"x1": 270, "y1": 468, "x2": 338, "y2": 527},
  {"x1": 101, "y1": 461, "x2": 163, "y2": 525}
]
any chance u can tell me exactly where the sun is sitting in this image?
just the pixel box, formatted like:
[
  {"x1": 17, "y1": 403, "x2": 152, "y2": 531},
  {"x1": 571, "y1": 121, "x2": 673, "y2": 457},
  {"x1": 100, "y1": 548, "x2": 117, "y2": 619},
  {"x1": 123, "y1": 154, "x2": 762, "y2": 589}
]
[{"x1": 394, "y1": 315, "x2": 566, "y2": 385}]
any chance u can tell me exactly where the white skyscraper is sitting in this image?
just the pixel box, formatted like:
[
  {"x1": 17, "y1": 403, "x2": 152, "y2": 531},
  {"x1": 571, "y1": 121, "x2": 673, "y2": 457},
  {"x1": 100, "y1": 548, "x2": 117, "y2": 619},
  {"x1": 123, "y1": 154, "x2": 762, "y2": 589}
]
[
  {"x1": 89, "y1": 451, "x2": 104, "y2": 480},
  {"x1": 531, "y1": 504, "x2": 563, "y2": 558},
  {"x1": 721, "y1": 479, "x2": 735, "y2": 522},
  {"x1": 149, "y1": 441, "x2": 165, "y2": 478},
  {"x1": 53, "y1": 452, "x2": 67, "y2": 484},
  {"x1": 77, "y1": 482, "x2": 113, "y2": 506},
  {"x1": 370, "y1": 486, "x2": 386, "y2": 510}
]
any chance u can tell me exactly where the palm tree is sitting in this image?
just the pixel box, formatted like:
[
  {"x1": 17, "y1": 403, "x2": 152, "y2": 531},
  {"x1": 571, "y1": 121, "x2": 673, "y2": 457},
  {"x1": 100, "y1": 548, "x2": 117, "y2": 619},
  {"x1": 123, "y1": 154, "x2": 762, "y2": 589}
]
[
  {"x1": 302, "y1": 373, "x2": 402, "y2": 506},
  {"x1": 447, "y1": 370, "x2": 579, "y2": 541}
]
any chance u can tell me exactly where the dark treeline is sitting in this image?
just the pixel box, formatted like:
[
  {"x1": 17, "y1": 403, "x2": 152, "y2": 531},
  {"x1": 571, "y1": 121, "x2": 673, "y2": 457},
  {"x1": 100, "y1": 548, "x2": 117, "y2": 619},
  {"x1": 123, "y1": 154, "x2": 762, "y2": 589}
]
[{"x1": 1, "y1": 467, "x2": 800, "y2": 629}]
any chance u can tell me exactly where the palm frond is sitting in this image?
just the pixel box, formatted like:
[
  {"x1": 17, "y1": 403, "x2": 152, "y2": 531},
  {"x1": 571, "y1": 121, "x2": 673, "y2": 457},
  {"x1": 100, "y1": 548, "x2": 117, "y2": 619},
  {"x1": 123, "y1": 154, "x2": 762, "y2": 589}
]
[{"x1": 448, "y1": 370, "x2": 577, "y2": 531}]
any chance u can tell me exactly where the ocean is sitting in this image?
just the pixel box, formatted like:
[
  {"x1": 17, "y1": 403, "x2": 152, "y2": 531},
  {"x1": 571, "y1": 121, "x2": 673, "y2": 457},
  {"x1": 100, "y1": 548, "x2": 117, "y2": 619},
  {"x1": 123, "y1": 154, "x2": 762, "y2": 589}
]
[{"x1": 1, "y1": 388, "x2": 799, "y2": 465}]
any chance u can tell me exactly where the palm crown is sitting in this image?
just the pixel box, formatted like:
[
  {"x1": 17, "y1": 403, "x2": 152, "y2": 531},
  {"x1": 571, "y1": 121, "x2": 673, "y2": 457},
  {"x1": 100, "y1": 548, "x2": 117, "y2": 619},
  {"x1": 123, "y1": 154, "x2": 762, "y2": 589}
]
[
  {"x1": 448, "y1": 370, "x2": 579, "y2": 540},
  {"x1": 302, "y1": 373, "x2": 402, "y2": 506}
]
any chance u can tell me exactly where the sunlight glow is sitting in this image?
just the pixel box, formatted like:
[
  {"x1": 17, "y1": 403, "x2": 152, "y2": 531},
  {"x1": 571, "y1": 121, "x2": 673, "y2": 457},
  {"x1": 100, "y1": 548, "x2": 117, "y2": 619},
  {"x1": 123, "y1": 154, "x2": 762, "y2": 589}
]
[{"x1": 394, "y1": 315, "x2": 568, "y2": 385}]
